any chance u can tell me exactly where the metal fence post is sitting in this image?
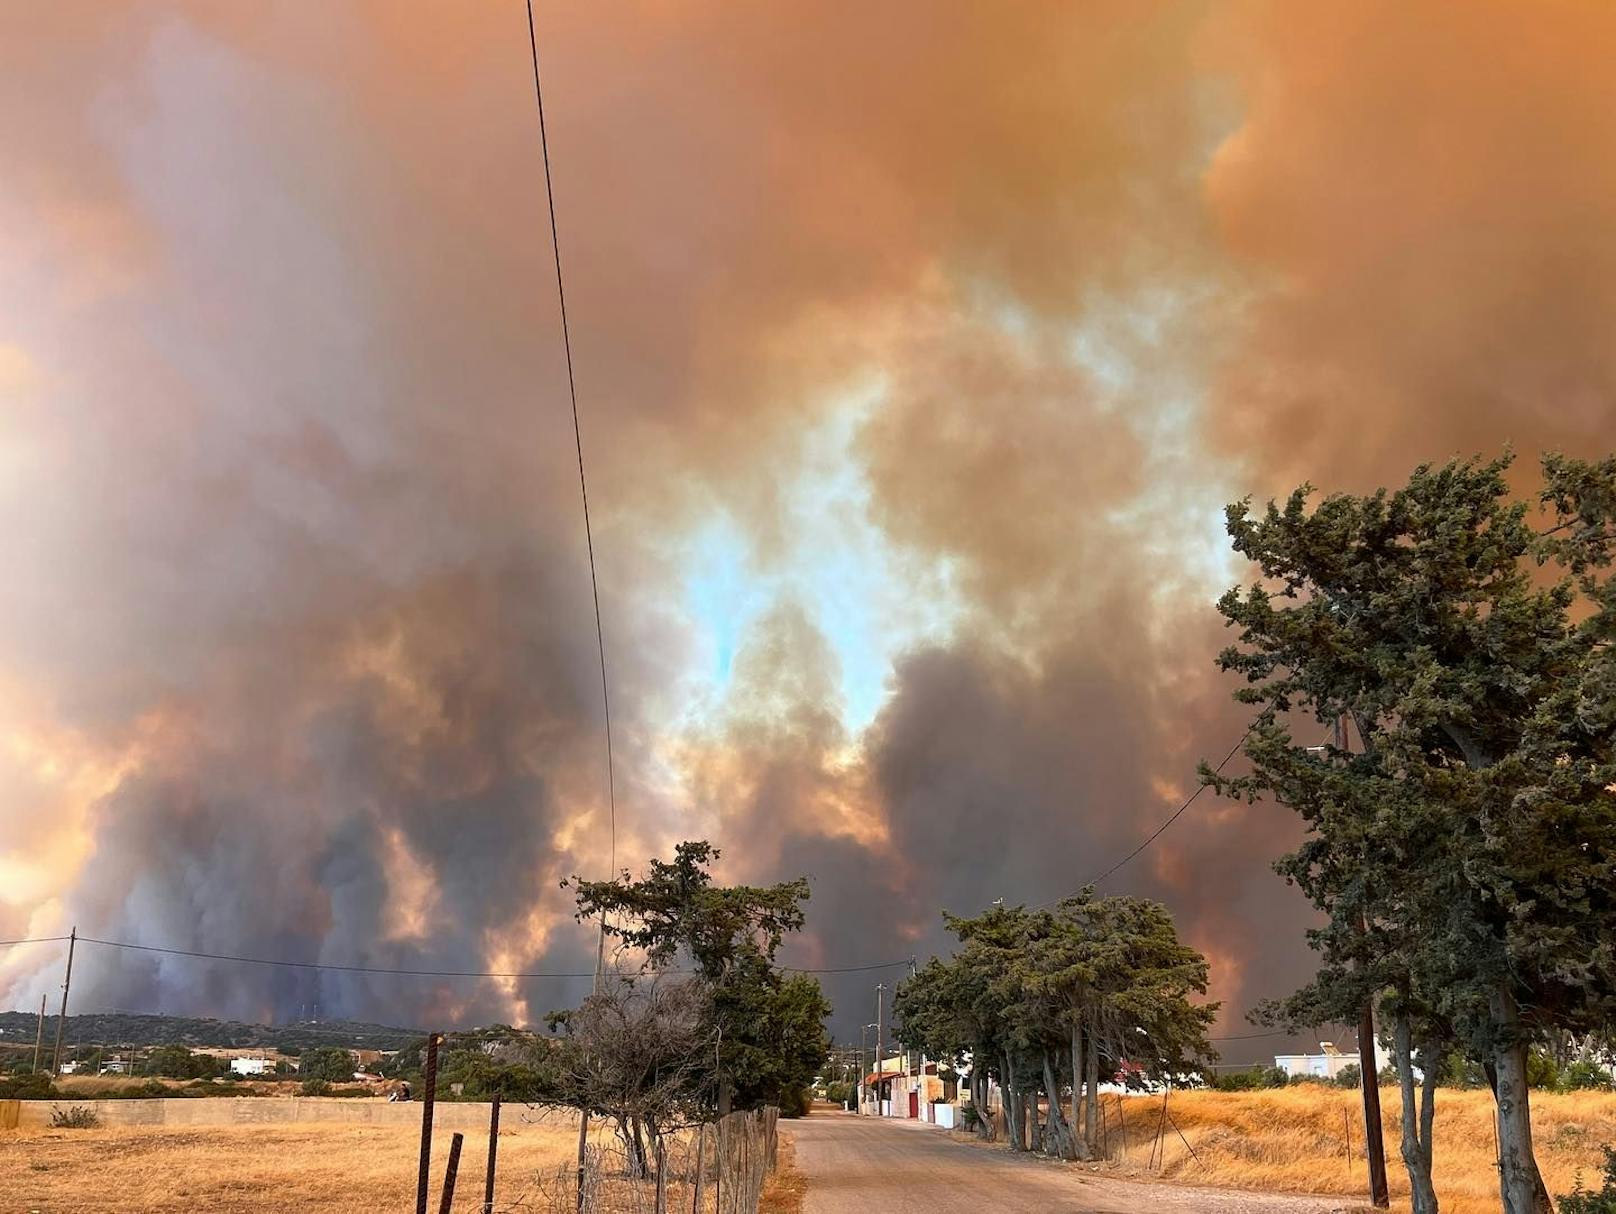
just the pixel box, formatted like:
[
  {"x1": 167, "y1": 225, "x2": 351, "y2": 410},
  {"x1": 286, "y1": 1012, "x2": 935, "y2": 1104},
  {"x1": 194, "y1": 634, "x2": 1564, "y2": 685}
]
[
  {"x1": 415, "y1": 1032, "x2": 442, "y2": 1214},
  {"x1": 437, "y1": 1131, "x2": 463, "y2": 1214},
  {"x1": 483, "y1": 1092, "x2": 501, "y2": 1214}
]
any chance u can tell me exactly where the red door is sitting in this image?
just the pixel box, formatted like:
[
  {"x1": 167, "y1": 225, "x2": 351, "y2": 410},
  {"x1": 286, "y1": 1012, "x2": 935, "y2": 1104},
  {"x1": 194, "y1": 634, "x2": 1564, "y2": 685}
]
[{"x1": 908, "y1": 1090, "x2": 919, "y2": 1118}]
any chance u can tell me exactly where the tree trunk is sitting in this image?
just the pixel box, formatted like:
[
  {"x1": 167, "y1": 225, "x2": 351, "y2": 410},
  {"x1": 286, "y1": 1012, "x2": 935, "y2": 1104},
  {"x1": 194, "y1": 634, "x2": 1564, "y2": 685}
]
[
  {"x1": 1004, "y1": 1052, "x2": 1025, "y2": 1151},
  {"x1": 1083, "y1": 1026, "x2": 1100, "y2": 1153},
  {"x1": 1418, "y1": 1042, "x2": 1439, "y2": 1208},
  {"x1": 1489, "y1": 984, "x2": 1551, "y2": 1214},
  {"x1": 1040, "y1": 1053, "x2": 1066, "y2": 1157},
  {"x1": 1029, "y1": 1072, "x2": 1042, "y2": 1153},
  {"x1": 1392, "y1": 1011, "x2": 1438, "y2": 1214},
  {"x1": 1070, "y1": 1021, "x2": 1088, "y2": 1159}
]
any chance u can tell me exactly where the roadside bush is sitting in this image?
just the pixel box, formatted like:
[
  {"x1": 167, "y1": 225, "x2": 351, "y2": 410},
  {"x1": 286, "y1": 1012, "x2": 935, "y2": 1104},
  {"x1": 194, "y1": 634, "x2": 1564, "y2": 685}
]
[
  {"x1": 1209, "y1": 1065, "x2": 1291, "y2": 1091},
  {"x1": 960, "y1": 1102, "x2": 982, "y2": 1130},
  {"x1": 777, "y1": 1084, "x2": 812, "y2": 1118},
  {"x1": 300, "y1": 1078, "x2": 331, "y2": 1096},
  {"x1": 1561, "y1": 1146, "x2": 1616, "y2": 1213},
  {"x1": 0, "y1": 1073, "x2": 58, "y2": 1100},
  {"x1": 825, "y1": 1081, "x2": 853, "y2": 1107},
  {"x1": 49, "y1": 1106, "x2": 101, "y2": 1129},
  {"x1": 1334, "y1": 1063, "x2": 1362, "y2": 1089}
]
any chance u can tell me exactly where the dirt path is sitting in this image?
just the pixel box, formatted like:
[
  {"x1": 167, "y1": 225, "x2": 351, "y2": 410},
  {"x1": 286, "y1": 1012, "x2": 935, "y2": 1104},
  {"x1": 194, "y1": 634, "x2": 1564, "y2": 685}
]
[{"x1": 786, "y1": 1113, "x2": 1360, "y2": 1214}]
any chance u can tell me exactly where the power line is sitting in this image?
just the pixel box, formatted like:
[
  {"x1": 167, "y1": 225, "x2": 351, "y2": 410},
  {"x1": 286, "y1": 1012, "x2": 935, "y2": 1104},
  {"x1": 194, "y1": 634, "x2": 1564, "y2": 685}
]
[
  {"x1": 1033, "y1": 728, "x2": 1252, "y2": 909},
  {"x1": 78, "y1": 937, "x2": 605, "y2": 980},
  {"x1": 782, "y1": 960, "x2": 911, "y2": 975},
  {"x1": 523, "y1": 1, "x2": 616, "y2": 887},
  {"x1": 10, "y1": 934, "x2": 910, "y2": 982}
]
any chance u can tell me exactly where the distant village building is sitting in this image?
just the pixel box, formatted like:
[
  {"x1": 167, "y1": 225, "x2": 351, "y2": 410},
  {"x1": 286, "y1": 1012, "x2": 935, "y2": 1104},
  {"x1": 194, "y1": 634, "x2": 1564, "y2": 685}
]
[
  {"x1": 230, "y1": 1056, "x2": 273, "y2": 1076},
  {"x1": 1274, "y1": 1040, "x2": 1359, "y2": 1080}
]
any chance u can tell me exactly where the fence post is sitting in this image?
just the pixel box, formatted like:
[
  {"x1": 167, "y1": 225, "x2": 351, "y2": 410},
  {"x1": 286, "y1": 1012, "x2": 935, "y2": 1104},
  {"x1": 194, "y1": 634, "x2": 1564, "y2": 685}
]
[
  {"x1": 483, "y1": 1092, "x2": 501, "y2": 1214},
  {"x1": 654, "y1": 1135, "x2": 668, "y2": 1214},
  {"x1": 714, "y1": 1114, "x2": 725, "y2": 1214},
  {"x1": 437, "y1": 1131, "x2": 464, "y2": 1214},
  {"x1": 692, "y1": 1122, "x2": 706, "y2": 1213},
  {"x1": 575, "y1": 1109, "x2": 590, "y2": 1214},
  {"x1": 416, "y1": 1032, "x2": 442, "y2": 1214}
]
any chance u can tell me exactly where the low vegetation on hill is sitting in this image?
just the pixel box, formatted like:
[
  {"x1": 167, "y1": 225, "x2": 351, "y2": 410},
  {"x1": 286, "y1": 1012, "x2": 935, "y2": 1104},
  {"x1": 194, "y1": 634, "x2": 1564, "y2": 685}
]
[{"x1": 0, "y1": 1011, "x2": 421, "y2": 1053}]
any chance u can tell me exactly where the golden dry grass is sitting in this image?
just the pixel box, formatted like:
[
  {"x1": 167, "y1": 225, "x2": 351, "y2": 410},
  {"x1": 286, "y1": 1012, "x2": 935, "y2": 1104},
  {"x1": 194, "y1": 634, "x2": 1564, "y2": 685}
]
[
  {"x1": 0, "y1": 1115, "x2": 582, "y2": 1212},
  {"x1": 1093, "y1": 1086, "x2": 1616, "y2": 1214},
  {"x1": 759, "y1": 1132, "x2": 805, "y2": 1214}
]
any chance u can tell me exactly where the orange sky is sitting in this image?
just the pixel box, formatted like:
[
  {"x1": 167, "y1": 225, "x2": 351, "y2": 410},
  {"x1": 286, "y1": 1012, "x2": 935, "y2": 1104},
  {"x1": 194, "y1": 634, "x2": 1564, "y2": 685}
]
[{"x1": 3, "y1": 1, "x2": 1614, "y2": 1050}]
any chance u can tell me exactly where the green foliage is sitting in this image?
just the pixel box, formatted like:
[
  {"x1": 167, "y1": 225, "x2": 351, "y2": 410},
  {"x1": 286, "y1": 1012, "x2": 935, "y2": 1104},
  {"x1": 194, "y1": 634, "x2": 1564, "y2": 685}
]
[
  {"x1": 1561, "y1": 1147, "x2": 1616, "y2": 1214},
  {"x1": 137, "y1": 1045, "x2": 226, "y2": 1080},
  {"x1": 298, "y1": 1046, "x2": 356, "y2": 1083},
  {"x1": 569, "y1": 841, "x2": 808, "y2": 977},
  {"x1": 49, "y1": 1106, "x2": 100, "y2": 1129},
  {"x1": 1528, "y1": 1048, "x2": 1562, "y2": 1090},
  {"x1": 434, "y1": 1040, "x2": 558, "y2": 1103},
  {"x1": 715, "y1": 954, "x2": 832, "y2": 1112},
  {"x1": 824, "y1": 1080, "x2": 853, "y2": 1106},
  {"x1": 0, "y1": 1072, "x2": 57, "y2": 1099},
  {"x1": 563, "y1": 840, "x2": 829, "y2": 1115},
  {"x1": 899, "y1": 893, "x2": 1214, "y2": 1157},
  {"x1": 1208, "y1": 1065, "x2": 1289, "y2": 1092},
  {"x1": 1333, "y1": 1063, "x2": 1361, "y2": 1089},
  {"x1": 776, "y1": 1084, "x2": 812, "y2": 1118},
  {"x1": 300, "y1": 1078, "x2": 331, "y2": 1096},
  {"x1": 1209, "y1": 452, "x2": 1616, "y2": 1200},
  {"x1": 0, "y1": 1011, "x2": 416, "y2": 1053},
  {"x1": 1561, "y1": 1062, "x2": 1616, "y2": 1092}
]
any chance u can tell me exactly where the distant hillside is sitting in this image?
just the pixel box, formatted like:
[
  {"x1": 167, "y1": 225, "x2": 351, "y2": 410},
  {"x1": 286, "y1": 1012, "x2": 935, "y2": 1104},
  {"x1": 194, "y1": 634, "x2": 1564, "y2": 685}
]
[{"x1": 0, "y1": 1011, "x2": 424, "y2": 1052}]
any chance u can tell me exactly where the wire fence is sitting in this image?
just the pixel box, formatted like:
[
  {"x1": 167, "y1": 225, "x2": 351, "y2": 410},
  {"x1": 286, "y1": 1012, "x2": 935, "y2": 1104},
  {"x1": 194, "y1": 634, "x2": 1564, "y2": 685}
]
[{"x1": 502, "y1": 1107, "x2": 779, "y2": 1214}]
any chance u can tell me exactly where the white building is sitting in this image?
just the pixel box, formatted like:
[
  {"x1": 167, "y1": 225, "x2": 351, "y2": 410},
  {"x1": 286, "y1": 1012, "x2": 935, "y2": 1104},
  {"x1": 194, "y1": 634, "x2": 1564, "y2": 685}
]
[
  {"x1": 230, "y1": 1056, "x2": 274, "y2": 1076},
  {"x1": 1274, "y1": 1040, "x2": 1370, "y2": 1080}
]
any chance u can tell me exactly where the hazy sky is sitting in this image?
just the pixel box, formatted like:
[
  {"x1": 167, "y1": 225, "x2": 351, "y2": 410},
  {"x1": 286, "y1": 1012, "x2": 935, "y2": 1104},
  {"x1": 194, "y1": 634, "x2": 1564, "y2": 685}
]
[{"x1": 4, "y1": 2, "x2": 1615, "y2": 1053}]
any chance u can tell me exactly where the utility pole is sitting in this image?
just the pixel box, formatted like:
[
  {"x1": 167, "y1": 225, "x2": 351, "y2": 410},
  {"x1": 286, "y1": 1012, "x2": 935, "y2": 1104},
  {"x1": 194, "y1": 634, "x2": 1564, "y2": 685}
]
[
  {"x1": 31, "y1": 993, "x2": 46, "y2": 1073},
  {"x1": 50, "y1": 926, "x2": 76, "y2": 1078},
  {"x1": 1338, "y1": 716, "x2": 1390, "y2": 1208},
  {"x1": 876, "y1": 984, "x2": 887, "y2": 1115}
]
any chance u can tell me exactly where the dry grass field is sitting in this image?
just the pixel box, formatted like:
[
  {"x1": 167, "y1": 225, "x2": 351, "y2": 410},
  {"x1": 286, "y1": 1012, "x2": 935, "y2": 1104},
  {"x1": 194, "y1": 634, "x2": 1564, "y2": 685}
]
[
  {"x1": 1094, "y1": 1086, "x2": 1616, "y2": 1214},
  {"x1": 1, "y1": 1109, "x2": 806, "y2": 1213},
  {"x1": 2, "y1": 1114, "x2": 582, "y2": 1212}
]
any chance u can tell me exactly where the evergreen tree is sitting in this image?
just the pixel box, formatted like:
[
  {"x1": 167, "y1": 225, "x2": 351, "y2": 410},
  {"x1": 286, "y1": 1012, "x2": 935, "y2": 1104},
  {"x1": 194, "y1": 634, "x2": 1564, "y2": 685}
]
[{"x1": 1211, "y1": 452, "x2": 1616, "y2": 1214}]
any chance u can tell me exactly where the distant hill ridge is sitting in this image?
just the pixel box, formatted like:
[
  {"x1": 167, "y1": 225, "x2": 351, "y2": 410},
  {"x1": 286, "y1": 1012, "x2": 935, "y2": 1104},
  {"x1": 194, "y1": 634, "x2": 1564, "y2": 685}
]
[{"x1": 0, "y1": 1010, "x2": 424, "y2": 1051}]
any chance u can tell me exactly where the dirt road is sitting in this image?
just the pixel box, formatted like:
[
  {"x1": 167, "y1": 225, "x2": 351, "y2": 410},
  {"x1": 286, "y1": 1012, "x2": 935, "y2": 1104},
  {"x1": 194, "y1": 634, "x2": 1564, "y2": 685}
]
[{"x1": 787, "y1": 1113, "x2": 1354, "y2": 1214}]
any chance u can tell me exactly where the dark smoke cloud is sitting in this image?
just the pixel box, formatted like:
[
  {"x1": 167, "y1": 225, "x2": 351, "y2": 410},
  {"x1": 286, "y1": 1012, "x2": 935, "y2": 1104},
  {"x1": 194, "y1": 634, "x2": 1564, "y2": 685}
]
[{"x1": 2, "y1": 2, "x2": 1605, "y2": 1053}]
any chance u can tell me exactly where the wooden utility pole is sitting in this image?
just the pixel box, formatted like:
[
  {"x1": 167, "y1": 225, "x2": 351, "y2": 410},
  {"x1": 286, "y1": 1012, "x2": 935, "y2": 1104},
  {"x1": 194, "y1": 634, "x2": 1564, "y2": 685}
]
[
  {"x1": 875, "y1": 984, "x2": 887, "y2": 1112},
  {"x1": 31, "y1": 993, "x2": 46, "y2": 1073},
  {"x1": 49, "y1": 927, "x2": 76, "y2": 1078},
  {"x1": 1338, "y1": 716, "x2": 1390, "y2": 1208}
]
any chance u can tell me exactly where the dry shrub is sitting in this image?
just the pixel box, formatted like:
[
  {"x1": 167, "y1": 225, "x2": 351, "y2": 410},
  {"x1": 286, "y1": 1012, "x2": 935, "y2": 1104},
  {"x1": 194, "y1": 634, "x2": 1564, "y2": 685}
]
[{"x1": 48, "y1": 1106, "x2": 101, "y2": 1129}]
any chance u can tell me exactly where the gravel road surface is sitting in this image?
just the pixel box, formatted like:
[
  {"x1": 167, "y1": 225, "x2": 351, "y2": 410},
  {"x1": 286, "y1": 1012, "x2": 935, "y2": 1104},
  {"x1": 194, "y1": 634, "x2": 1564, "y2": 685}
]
[{"x1": 788, "y1": 1112, "x2": 1356, "y2": 1214}]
